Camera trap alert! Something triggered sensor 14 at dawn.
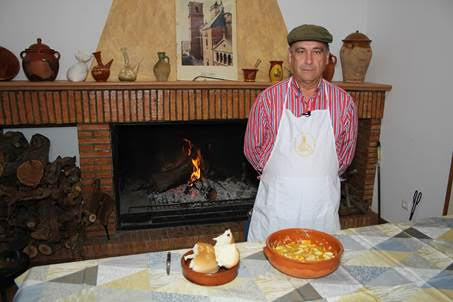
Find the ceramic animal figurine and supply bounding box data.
[66,50,92,82]
[213,229,240,269]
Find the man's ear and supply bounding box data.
[323,51,330,66]
[288,47,293,65]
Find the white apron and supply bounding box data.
[247,78,340,242]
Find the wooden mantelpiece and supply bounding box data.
[0,80,391,125]
[0,80,391,233]
[0,80,391,90]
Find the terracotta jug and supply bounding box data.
[20,38,60,81]
[153,52,170,81]
[340,31,372,82]
[322,53,337,82]
[91,51,113,82]
[269,61,283,83]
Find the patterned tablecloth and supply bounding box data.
[14,215,453,301]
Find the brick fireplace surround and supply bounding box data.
[0,80,391,265]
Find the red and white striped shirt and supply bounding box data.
[244,77,358,175]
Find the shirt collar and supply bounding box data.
[290,76,325,96]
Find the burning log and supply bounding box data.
[151,159,193,192]
[150,140,204,193]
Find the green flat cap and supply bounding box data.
[287,24,333,45]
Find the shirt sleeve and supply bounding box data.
[338,95,358,175]
[243,92,270,174]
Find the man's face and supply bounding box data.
[288,41,329,85]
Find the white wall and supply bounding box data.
[2,0,452,223]
[366,0,453,222]
[0,0,112,80]
[5,127,80,166]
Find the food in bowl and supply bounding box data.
[184,242,219,273]
[273,239,336,262]
[264,228,343,278]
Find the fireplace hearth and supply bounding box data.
[112,121,258,229]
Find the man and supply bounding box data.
[244,24,358,241]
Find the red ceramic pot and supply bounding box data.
[20,38,60,81]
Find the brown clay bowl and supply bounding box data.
[181,250,239,286]
[0,46,20,81]
[264,228,343,278]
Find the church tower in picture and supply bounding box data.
[188,2,204,60]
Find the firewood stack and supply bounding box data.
[0,131,94,260]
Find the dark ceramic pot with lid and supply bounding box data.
[20,38,60,81]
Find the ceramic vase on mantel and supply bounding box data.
[322,53,337,82]
[153,52,170,81]
[118,47,141,82]
[269,60,283,83]
[91,51,113,82]
[340,31,372,82]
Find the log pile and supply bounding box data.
[0,131,95,260]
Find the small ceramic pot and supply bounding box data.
[242,68,258,82]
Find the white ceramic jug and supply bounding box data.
[66,50,92,82]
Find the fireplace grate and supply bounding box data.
[119,198,254,230]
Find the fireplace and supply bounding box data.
[111,121,258,229]
[0,80,391,262]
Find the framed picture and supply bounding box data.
[176,0,237,80]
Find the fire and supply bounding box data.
[183,138,202,186]
[189,149,202,185]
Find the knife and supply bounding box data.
[166,252,171,275]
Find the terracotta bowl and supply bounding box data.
[181,251,239,286]
[0,46,20,81]
[264,228,343,278]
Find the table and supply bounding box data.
[14,216,453,301]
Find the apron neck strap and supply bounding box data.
[284,78,329,111]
